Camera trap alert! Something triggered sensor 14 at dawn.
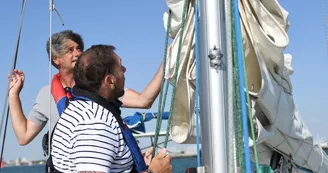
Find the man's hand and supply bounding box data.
[8,69,25,96]
[148,148,173,173]
[144,147,153,166]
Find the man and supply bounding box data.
[50,44,172,173]
[8,30,163,147]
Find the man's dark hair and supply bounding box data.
[74,44,117,92]
[46,30,84,68]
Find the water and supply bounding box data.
[0,157,197,173]
[171,157,197,172]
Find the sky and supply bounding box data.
[0,0,327,162]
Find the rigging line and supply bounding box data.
[151,9,172,159]
[140,139,172,151]
[53,4,65,26]
[163,0,188,148]
[48,0,54,161]
[322,0,328,55]
[224,0,237,171]
[0,0,27,167]
[232,0,252,172]
[46,2,64,163]
[194,0,201,167]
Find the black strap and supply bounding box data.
[45,122,61,173]
[72,86,126,128]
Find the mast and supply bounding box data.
[198,0,228,172]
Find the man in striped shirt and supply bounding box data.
[7,30,163,148]
[51,44,172,173]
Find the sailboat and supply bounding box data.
[0,158,4,169]
[0,0,327,173]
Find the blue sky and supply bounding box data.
[0,0,327,161]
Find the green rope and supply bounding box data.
[231,0,245,171]
[152,0,188,156]
[242,43,261,172]
[225,0,237,170]
[163,0,188,148]
[151,10,172,159]
[233,42,245,173]
[231,0,260,171]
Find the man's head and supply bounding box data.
[74,44,126,100]
[46,30,84,70]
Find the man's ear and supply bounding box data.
[104,74,116,90]
[52,56,60,67]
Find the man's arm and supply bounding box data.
[8,70,44,145]
[8,94,43,145]
[121,61,163,109]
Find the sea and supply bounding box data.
[0,157,198,173]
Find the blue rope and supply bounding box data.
[295,165,314,173]
[194,0,201,167]
[232,0,251,172]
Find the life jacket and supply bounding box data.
[46,86,147,173]
[51,73,72,114]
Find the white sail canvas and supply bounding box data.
[240,0,328,172]
[163,0,328,172]
[163,0,198,144]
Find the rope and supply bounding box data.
[152,0,188,157]
[194,0,201,167]
[225,0,237,171]
[48,0,54,163]
[231,0,246,172]
[232,0,252,172]
[163,0,188,148]
[234,0,260,169]
[0,0,27,167]
[322,0,328,55]
[151,9,172,158]
[242,41,260,172]
[232,19,245,172]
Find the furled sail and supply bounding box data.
[163,0,328,172]
[163,0,197,144]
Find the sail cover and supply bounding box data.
[123,112,169,134]
[163,0,328,172]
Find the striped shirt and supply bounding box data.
[51,100,134,173]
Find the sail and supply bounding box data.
[239,0,328,172]
[163,0,197,144]
[163,0,328,172]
